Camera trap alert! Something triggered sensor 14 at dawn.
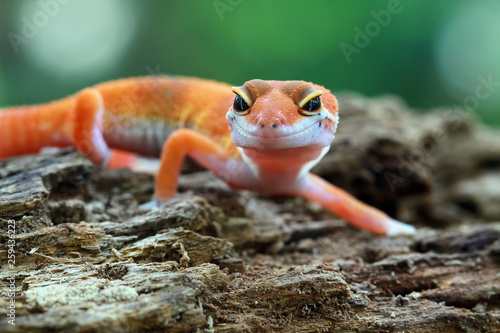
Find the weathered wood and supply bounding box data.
[1,94,500,332]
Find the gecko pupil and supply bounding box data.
[234,94,250,112]
[302,96,321,112]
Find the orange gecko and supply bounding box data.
[0,76,415,236]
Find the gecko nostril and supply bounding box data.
[260,124,265,128]
[271,123,278,128]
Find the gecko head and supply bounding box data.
[226,79,339,151]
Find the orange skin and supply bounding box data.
[0,76,415,236]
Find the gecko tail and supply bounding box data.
[0,98,75,160]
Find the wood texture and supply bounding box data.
[1,94,499,332]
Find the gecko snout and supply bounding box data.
[254,115,289,138]
[256,115,285,129]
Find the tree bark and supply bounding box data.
[1,94,499,332]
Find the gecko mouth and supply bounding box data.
[232,117,323,139]
[230,118,335,149]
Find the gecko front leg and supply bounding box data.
[298,173,416,236]
[153,128,252,203]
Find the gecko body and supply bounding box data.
[0,76,415,236]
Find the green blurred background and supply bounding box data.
[0,0,499,126]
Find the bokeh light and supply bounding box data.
[16,0,139,81]
[436,0,500,122]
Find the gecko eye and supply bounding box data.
[300,96,321,115]
[233,94,251,114]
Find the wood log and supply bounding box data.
[1,94,499,332]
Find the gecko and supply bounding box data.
[0,76,415,236]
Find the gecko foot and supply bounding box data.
[138,200,161,210]
[385,219,416,236]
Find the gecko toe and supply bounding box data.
[386,219,416,237]
[138,200,161,210]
